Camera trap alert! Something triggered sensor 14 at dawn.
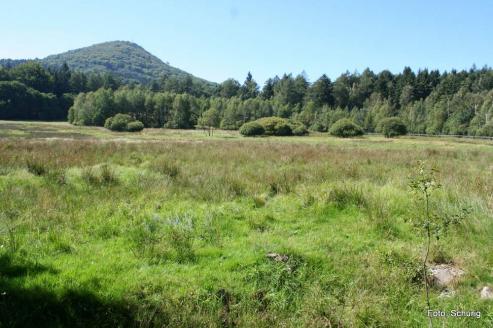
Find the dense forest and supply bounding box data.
[1,60,493,136]
[69,67,493,136]
[0,61,125,120]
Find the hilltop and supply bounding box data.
[1,41,215,86]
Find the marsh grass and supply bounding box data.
[149,156,180,178]
[100,164,118,185]
[0,122,492,327]
[244,251,312,311]
[248,214,275,232]
[252,194,268,208]
[364,193,400,239]
[26,158,48,176]
[130,213,195,263]
[164,214,196,263]
[81,164,118,186]
[327,183,367,209]
[0,210,20,254]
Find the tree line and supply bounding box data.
[2,61,493,136]
[0,61,123,120]
[69,67,493,136]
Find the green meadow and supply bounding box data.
[0,121,492,327]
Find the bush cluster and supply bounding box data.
[256,117,292,136]
[239,121,265,136]
[288,120,309,136]
[329,119,364,137]
[104,114,144,132]
[378,117,408,138]
[240,117,308,137]
[127,121,145,132]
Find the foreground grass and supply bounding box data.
[0,121,492,327]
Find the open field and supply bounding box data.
[0,121,492,327]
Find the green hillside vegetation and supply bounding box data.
[42,41,215,89]
[1,41,216,95]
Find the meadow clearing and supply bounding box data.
[0,121,492,327]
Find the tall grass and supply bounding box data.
[0,127,492,327]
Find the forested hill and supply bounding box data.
[0,41,216,88]
[42,41,214,86]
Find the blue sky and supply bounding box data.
[1,0,492,84]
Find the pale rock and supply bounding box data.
[429,264,465,287]
[480,286,493,300]
[266,252,289,262]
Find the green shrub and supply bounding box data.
[288,120,308,136]
[256,117,293,136]
[105,113,144,132]
[107,113,133,131]
[67,107,75,124]
[103,117,113,129]
[273,122,292,136]
[329,119,364,138]
[220,118,238,130]
[239,121,265,136]
[127,121,144,132]
[478,123,493,137]
[310,121,327,132]
[378,117,407,138]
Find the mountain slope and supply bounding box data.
[40,41,214,86]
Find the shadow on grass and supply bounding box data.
[0,254,137,328]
